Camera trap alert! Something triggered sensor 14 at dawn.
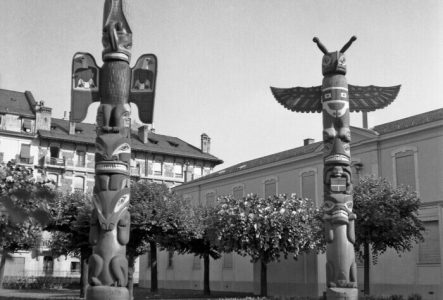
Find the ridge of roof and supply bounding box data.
[372,108,443,134]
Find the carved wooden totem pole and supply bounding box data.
[271,37,400,299]
[70,1,157,299]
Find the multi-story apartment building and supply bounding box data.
[165,108,443,300]
[0,88,222,278]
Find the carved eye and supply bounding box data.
[322,56,332,66]
[114,194,130,213]
[324,93,332,99]
[345,201,353,210]
[112,143,131,156]
[323,201,334,211]
[338,56,346,66]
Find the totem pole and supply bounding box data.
[271,37,400,299]
[70,1,157,299]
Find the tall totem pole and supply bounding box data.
[271,37,400,299]
[70,1,157,299]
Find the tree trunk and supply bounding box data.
[260,259,267,297]
[203,252,210,295]
[0,251,6,289]
[363,242,370,295]
[128,255,136,300]
[150,241,158,293]
[79,250,88,298]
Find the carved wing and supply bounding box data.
[348,84,401,112]
[70,52,100,122]
[270,86,322,113]
[130,54,158,124]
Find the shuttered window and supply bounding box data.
[20,144,31,158]
[74,176,85,193]
[395,150,416,190]
[418,221,441,264]
[206,192,215,207]
[301,171,316,201]
[223,253,233,269]
[233,186,244,200]
[264,179,277,199]
[192,255,201,270]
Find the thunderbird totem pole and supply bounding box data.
[271,37,400,299]
[70,1,157,299]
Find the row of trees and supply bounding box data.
[0,160,424,297]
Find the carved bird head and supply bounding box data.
[102,0,133,62]
[313,36,356,76]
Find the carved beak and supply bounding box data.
[109,24,119,51]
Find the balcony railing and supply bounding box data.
[16,156,34,165]
[130,167,140,177]
[45,157,66,167]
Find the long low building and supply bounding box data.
[138,108,443,299]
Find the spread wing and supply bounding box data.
[70,52,100,122]
[348,84,401,112]
[130,54,158,124]
[270,86,322,113]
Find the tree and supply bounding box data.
[176,204,221,296]
[217,194,324,296]
[46,191,92,298]
[353,176,424,295]
[129,180,191,294]
[0,161,56,288]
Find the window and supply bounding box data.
[301,171,316,202]
[43,256,54,275]
[206,192,215,207]
[77,151,86,167]
[167,251,174,269]
[193,166,202,179]
[223,253,233,269]
[394,150,417,190]
[164,163,174,177]
[22,119,32,133]
[47,173,59,186]
[50,146,60,158]
[174,164,183,178]
[418,221,441,264]
[264,178,277,198]
[70,261,80,274]
[153,161,162,176]
[233,185,244,200]
[19,144,32,164]
[192,255,201,270]
[74,176,85,193]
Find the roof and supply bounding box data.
[185,141,324,184]
[180,108,443,186]
[38,118,223,164]
[0,89,37,117]
[372,108,443,134]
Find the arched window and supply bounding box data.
[74,176,85,193]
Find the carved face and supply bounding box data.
[323,138,351,165]
[95,134,131,174]
[323,194,353,224]
[93,188,130,231]
[322,51,346,75]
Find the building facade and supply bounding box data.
[166,108,443,299]
[0,88,222,279]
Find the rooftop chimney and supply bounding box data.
[201,133,211,154]
[304,138,315,146]
[69,121,76,135]
[362,111,368,129]
[35,101,52,131]
[138,125,150,144]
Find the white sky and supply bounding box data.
[0,0,441,170]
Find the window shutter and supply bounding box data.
[302,171,316,201]
[395,151,416,190]
[419,221,441,264]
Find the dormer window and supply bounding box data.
[148,138,158,144]
[168,141,179,147]
[22,119,32,133]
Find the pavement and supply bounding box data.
[0,288,256,300]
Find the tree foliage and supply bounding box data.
[218,194,324,263]
[353,176,424,262]
[0,161,56,287]
[217,194,324,296]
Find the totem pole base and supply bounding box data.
[86,285,130,300]
[326,287,358,300]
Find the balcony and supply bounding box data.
[45,157,66,168]
[16,156,34,166]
